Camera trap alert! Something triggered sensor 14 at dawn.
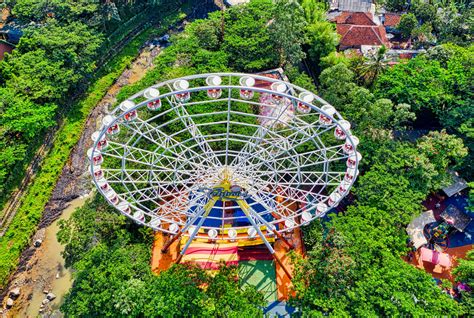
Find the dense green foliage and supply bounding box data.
[58,196,265,317]
[375,44,473,178]
[395,0,473,47]
[290,60,468,315]
[0,0,183,206]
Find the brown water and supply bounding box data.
[17,195,89,317]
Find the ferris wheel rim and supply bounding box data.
[88,72,361,239]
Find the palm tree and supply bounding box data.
[357,45,390,87]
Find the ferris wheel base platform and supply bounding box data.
[151,226,305,301]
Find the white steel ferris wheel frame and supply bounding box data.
[88,72,361,256]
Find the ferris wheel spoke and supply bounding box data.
[246,190,293,221]
[165,94,222,167]
[232,122,336,176]
[124,119,217,171]
[229,95,295,170]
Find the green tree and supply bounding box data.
[398,13,418,38]
[453,250,474,314]
[1,49,73,102]
[269,0,307,67]
[59,197,264,317]
[18,21,103,84]
[356,45,389,86]
[221,0,278,71]
[384,0,408,12]
[299,0,339,67]
[413,2,437,24]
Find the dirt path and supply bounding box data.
[1,40,164,317]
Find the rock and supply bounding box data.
[9,287,20,298]
[43,289,49,294]
[46,293,56,301]
[6,298,14,308]
[34,239,42,247]
[42,298,50,305]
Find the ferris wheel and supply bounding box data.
[88,72,361,259]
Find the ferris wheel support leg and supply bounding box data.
[273,253,293,281]
[178,197,218,257]
[237,201,293,280]
[161,231,184,254]
[162,197,217,253]
[273,230,294,251]
[242,199,294,250]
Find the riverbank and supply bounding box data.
[7,195,89,317]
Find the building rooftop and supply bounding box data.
[334,11,375,25]
[337,24,389,48]
[383,13,401,27]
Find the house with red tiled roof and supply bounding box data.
[334,11,376,25]
[332,11,390,51]
[382,13,401,28]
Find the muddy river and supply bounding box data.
[18,195,89,317]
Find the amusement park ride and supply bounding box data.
[87,73,361,278]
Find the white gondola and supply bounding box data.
[119,100,138,121]
[335,120,351,140]
[297,92,314,114]
[150,217,161,229]
[270,82,287,104]
[301,211,312,223]
[105,189,119,205]
[343,136,359,154]
[347,152,362,168]
[133,210,145,222]
[228,229,237,240]
[208,229,218,239]
[90,165,103,179]
[206,75,223,99]
[188,225,197,235]
[91,131,108,150]
[344,167,359,183]
[239,76,255,100]
[97,179,109,192]
[102,115,120,135]
[316,202,328,216]
[285,218,296,229]
[173,79,191,103]
[328,192,341,207]
[87,148,103,166]
[319,105,336,125]
[144,88,161,110]
[338,180,351,195]
[169,223,179,234]
[117,201,131,214]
